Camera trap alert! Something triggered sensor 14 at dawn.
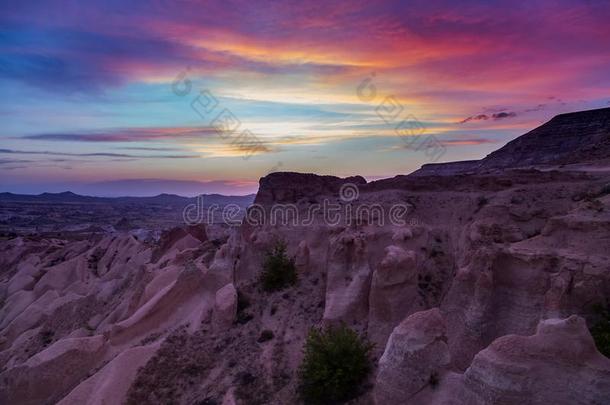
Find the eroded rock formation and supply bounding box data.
[1,109,610,404]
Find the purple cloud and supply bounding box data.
[459,111,517,123]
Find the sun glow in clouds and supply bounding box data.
[1,0,610,194]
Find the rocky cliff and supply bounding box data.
[414,107,610,176]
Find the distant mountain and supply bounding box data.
[479,107,610,169]
[0,178,259,198]
[0,191,255,206]
[413,107,610,176]
[35,191,103,203]
[193,193,257,206]
[75,178,257,197]
[0,191,105,203]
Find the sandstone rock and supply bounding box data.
[392,226,413,242]
[249,229,274,248]
[33,261,82,296]
[0,290,60,347]
[207,243,236,288]
[458,316,610,405]
[58,343,159,405]
[222,387,238,405]
[255,172,366,205]
[368,245,419,348]
[414,107,610,175]
[0,290,36,331]
[479,107,610,169]
[213,283,238,330]
[110,265,209,344]
[7,274,35,297]
[323,231,372,323]
[152,225,207,262]
[374,308,451,404]
[295,240,310,269]
[137,265,181,307]
[0,335,107,405]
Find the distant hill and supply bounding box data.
[479,107,610,169]
[413,107,610,176]
[0,191,256,206]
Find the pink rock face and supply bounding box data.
[374,308,451,404]
[58,343,159,405]
[254,172,367,205]
[459,316,610,405]
[2,164,609,404]
[0,222,223,404]
[323,231,372,324]
[0,335,107,404]
[368,245,419,349]
[152,224,207,262]
[295,240,310,269]
[213,283,238,331]
[375,315,610,405]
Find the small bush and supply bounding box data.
[475,196,488,212]
[237,290,250,312]
[40,328,55,346]
[260,241,297,292]
[597,183,610,197]
[428,371,440,389]
[236,311,254,325]
[235,289,254,324]
[257,330,274,343]
[298,324,373,404]
[590,304,610,358]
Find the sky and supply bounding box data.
[1,0,609,196]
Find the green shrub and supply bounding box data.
[298,324,373,404]
[39,328,55,346]
[590,304,610,358]
[257,329,274,343]
[260,241,297,292]
[598,183,610,197]
[237,290,250,312]
[235,289,254,324]
[428,371,440,389]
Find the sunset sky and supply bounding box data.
[1,0,609,196]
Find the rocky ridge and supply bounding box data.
[414,107,610,176]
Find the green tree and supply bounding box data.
[590,304,610,358]
[298,324,373,404]
[260,241,297,292]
